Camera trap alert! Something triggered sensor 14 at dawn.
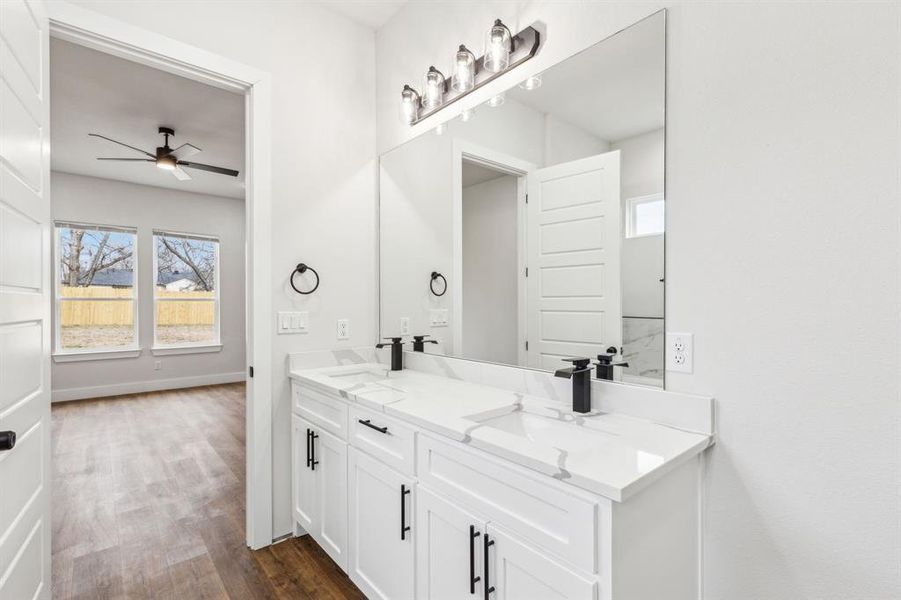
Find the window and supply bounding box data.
[625,193,665,238]
[55,223,137,352]
[154,231,219,347]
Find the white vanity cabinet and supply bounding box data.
[291,413,348,571]
[348,447,415,600]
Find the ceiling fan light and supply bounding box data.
[157,156,177,171]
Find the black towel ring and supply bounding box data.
[430,271,447,297]
[291,263,320,295]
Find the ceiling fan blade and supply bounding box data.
[168,143,202,160]
[96,157,155,162]
[178,161,239,177]
[172,167,192,181]
[89,133,156,158]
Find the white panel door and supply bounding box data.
[312,426,348,571]
[348,447,414,600]
[292,415,317,533]
[486,525,596,600]
[415,486,487,600]
[526,152,621,371]
[0,1,51,599]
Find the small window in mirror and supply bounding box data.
[626,194,665,238]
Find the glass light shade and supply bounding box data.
[400,84,421,124]
[452,45,476,92]
[519,74,542,90]
[484,19,512,73]
[157,155,177,170]
[487,92,505,108]
[422,66,446,110]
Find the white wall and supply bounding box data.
[51,172,246,398]
[614,128,664,318]
[462,174,518,364]
[60,0,378,537]
[377,2,900,599]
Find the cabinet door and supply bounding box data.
[313,427,348,571]
[486,525,597,600]
[348,448,415,600]
[416,487,488,600]
[292,415,317,533]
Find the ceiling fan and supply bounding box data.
[90,126,239,180]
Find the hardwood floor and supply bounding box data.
[51,383,364,600]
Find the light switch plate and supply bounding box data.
[277,311,308,334]
[429,309,449,327]
[666,332,693,373]
[336,319,350,340]
[400,317,410,335]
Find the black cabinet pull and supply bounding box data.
[483,533,495,599]
[305,428,312,468]
[400,484,411,540]
[310,431,319,470]
[0,430,16,452]
[469,525,481,594]
[358,419,389,434]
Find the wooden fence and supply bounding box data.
[60,285,214,326]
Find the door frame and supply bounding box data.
[451,141,535,361]
[46,2,274,549]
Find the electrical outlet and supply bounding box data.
[154,360,162,371]
[336,319,350,340]
[666,332,693,373]
[400,317,410,335]
[429,309,449,327]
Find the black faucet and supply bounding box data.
[412,335,438,352]
[376,337,405,371]
[554,357,593,413]
[596,346,629,381]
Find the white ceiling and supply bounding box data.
[462,160,507,188]
[50,38,245,200]
[509,12,665,142]
[322,0,408,30]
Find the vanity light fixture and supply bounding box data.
[487,93,505,108]
[399,19,540,126]
[400,84,421,125]
[484,19,514,73]
[519,74,542,90]
[452,45,476,92]
[423,66,447,110]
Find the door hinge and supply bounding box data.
[249,366,254,378]
[525,193,529,204]
[525,341,529,351]
[525,267,529,277]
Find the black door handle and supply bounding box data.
[469,525,481,594]
[0,431,15,451]
[310,431,319,470]
[483,533,495,599]
[358,419,389,434]
[400,484,411,540]
[305,428,311,468]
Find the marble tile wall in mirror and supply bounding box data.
[380,12,665,388]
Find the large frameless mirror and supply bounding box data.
[379,11,666,388]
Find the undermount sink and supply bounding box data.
[323,367,389,384]
[470,410,618,455]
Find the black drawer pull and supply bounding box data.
[483,534,495,599]
[305,428,312,467]
[469,525,481,594]
[310,431,319,470]
[400,484,411,540]
[358,419,388,434]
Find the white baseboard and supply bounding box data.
[51,371,247,403]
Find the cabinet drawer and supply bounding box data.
[417,434,599,575]
[293,382,349,441]
[349,406,416,476]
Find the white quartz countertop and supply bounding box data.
[290,363,713,502]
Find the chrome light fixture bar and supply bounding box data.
[404,22,541,126]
